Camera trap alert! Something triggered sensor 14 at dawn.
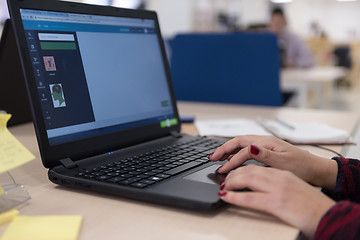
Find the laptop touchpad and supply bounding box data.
[183,164,225,185]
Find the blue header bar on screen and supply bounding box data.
[20,9,156,33]
[22,20,156,34]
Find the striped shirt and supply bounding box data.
[315,157,360,239]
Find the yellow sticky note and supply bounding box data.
[0,209,19,226]
[0,186,4,195]
[0,215,83,240]
[0,114,35,174]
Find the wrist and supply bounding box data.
[303,197,336,239]
[313,156,338,191]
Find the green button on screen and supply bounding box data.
[160,118,178,128]
[40,42,77,50]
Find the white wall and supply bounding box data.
[147,0,195,38]
[146,0,270,36]
[238,0,269,27]
[283,0,360,42]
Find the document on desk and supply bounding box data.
[257,117,353,145]
[0,114,35,174]
[195,119,272,137]
[0,215,83,240]
[195,118,352,145]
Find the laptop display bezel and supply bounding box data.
[7,0,181,168]
[0,19,33,126]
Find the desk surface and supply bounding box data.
[1,102,358,240]
[281,66,347,108]
[281,66,346,83]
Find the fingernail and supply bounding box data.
[216,166,222,172]
[208,153,214,160]
[220,184,225,191]
[219,179,225,186]
[218,191,227,197]
[250,145,260,155]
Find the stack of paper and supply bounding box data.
[257,118,352,144]
[195,118,352,144]
[195,119,271,137]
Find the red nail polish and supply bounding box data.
[218,191,227,197]
[219,179,225,185]
[216,166,222,172]
[208,153,214,159]
[220,184,225,191]
[250,145,260,155]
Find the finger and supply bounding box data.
[219,191,276,215]
[218,136,289,173]
[210,135,263,162]
[223,165,277,193]
[216,147,251,173]
[248,144,286,168]
[209,141,241,162]
[217,140,278,174]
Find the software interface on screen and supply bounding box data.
[19,9,176,145]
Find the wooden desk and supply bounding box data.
[1,102,358,240]
[281,66,347,108]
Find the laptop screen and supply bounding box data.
[19,9,176,145]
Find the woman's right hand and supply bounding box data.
[209,135,338,191]
[219,164,336,239]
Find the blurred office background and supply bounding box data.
[1,0,360,112]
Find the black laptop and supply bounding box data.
[0,19,32,126]
[7,0,227,210]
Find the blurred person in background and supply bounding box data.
[269,7,314,69]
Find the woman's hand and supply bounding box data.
[219,165,336,239]
[209,135,337,191]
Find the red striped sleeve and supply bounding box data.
[331,157,360,202]
[315,201,360,240]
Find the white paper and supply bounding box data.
[195,119,272,137]
[258,118,352,144]
[195,118,352,144]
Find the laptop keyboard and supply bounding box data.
[76,137,223,188]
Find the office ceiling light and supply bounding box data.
[112,0,141,8]
[270,0,293,3]
[82,0,111,6]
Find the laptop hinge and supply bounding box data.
[170,131,182,138]
[60,158,78,169]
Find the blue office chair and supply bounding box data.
[170,32,282,106]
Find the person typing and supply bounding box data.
[209,135,360,239]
